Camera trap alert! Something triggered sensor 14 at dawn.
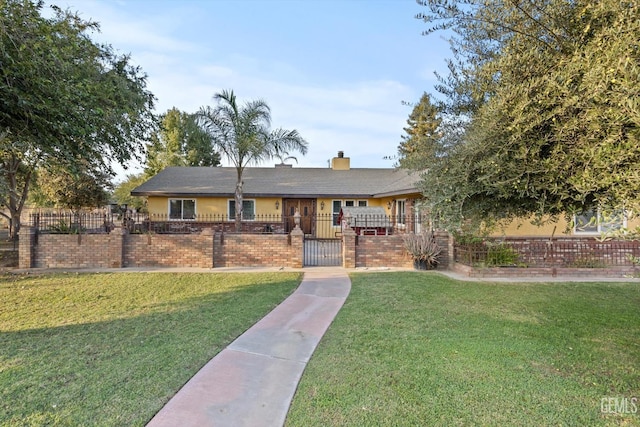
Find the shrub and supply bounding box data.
[49,219,84,234]
[402,232,442,269]
[485,243,519,267]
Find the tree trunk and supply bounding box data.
[234,168,243,232]
[1,154,32,240]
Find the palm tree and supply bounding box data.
[197,89,308,231]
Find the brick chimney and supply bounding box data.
[331,151,350,170]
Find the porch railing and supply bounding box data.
[28,211,431,236]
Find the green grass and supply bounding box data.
[0,272,301,426]
[286,272,640,426]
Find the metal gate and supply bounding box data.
[304,237,342,266]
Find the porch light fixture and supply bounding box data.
[320,201,325,210]
[387,201,392,210]
[275,201,280,210]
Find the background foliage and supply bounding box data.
[0,0,155,236]
[406,0,640,232]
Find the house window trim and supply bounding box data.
[168,198,196,221]
[396,199,407,226]
[332,200,342,227]
[573,209,627,235]
[228,199,256,221]
[331,199,369,227]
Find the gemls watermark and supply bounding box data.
[601,397,638,415]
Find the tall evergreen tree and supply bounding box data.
[397,93,443,171]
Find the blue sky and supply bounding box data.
[54,0,452,177]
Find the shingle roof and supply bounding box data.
[131,166,421,198]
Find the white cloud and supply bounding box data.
[140,58,410,169]
[55,0,419,178]
[178,65,410,167]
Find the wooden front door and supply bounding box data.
[284,199,315,235]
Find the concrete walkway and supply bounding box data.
[146,268,351,427]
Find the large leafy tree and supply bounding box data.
[0,0,155,237]
[112,173,147,212]
[197,90,308,230]
[414,0,640,231]
[30,164,111,212]
[144,107,220,177]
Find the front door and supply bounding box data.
[284,199,315,235]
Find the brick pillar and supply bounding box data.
[342,227,357,268]
[19,226,36,269]
[433,231,451,270]
[111,227,126,268]
[213,231,223,267]
[290,228,304,268]
[201,228,214,268]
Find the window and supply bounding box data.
[331,200,368,226]
[396,199,406,225]
[229,199,256,220]
[574,209,626,234]
[169,199,195,220]
[414,206,423,234]
[332,200,342,226]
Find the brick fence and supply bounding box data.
[452,262,639,278]
[18,226,640,278]
[455,236,640,268]
[18,226,451,270]
[124,229,214,268]
[213,230,304,268]
[353,231,451,269]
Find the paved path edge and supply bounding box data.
[146,268,351,427]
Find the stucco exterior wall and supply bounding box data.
[147,196,282,217]
[145,196,418,218]
[492,215,640,237]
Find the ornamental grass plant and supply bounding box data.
[402,232,442,269]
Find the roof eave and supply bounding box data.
[132,191,423,199]
[132,191,387,199]
[373,188,422,198]
[130,191,234,198]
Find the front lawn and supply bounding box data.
[0,272,301,426]
[286,273,640,426]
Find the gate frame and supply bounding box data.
[303,235,343,266]
[302,213,344,267]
